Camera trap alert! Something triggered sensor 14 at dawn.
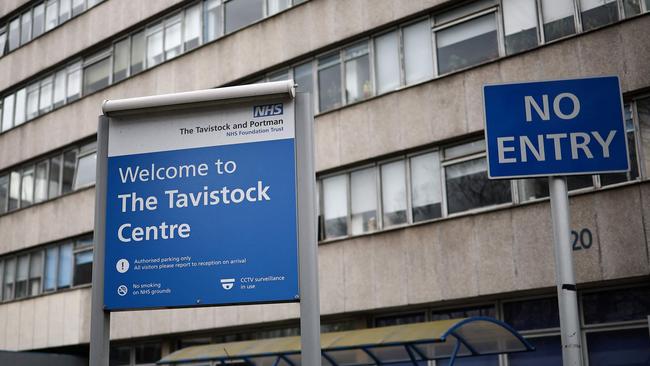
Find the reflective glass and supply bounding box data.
[33,4,45,38]
[381,160,407,227]
[14,88,26,126]
[59,0,71,22]
[623,0,643,17]
[638,97,650,176]
[503,297,560,331]
[15,255,29,298]
[2,94,15,131]
[0,32,6,56]
[110,346,131,366]
[62,149,77,194]
[350,167,377,235]
[267,0,291,15]
[135,343,162,364]
[49,155,61,198]
[0,175,8,213]
[66,63,82,101]
[57,243,73,288]
[21,166,34,207]
[73,153,97,189]
[73,250,93,286]
[44,247,58,291]
[130,31,145,74]
[83,57,110,94]
[34,160,48,203]
[582,287,650,324]
[53,69,67,107]
[26,83,40,120]
[294,61,313,95]
[72,0,85,16]
[8,171,20,210]
[517,178,549,201]
[509,336,561,366]
[205,0,223,41]
[445,158,511,214]
[9,18,20,51]
[45,0,59,31]
[503,0,538,55]
[344,43,371,103]
[375,31,400,94]
[404,20,434,84]
[431,305,496,320]
[541,0,576,41]
[601,105,639,185]
[410,152,442,222]
[587,328,650,365]
[580,0,619,31]
[113,38,130,83]
[318,53,342,112]
[20,12,32,45]
[164,17,182,59]
[437,14,499,75]
[146,26,164,68]
[184,4,202,51]
[3,258,15,300]
[323,175,348,238]
[224,0,264,33]
[39,76,54,112]
[29,251,43,296]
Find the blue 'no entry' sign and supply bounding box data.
[104,98,299,310]
[483,76,629,179]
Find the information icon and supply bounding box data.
[117,285,128,296]
[116,259,130,273]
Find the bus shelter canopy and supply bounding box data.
[158,317,534,365]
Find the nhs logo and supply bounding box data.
[253,103,283,117]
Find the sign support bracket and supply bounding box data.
[549,176,583,366]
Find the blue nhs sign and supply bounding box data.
[253,103,283,117]
[483,76,629,179]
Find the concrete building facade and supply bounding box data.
[0,0,648,364]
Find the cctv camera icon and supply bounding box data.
[220,278,235,290]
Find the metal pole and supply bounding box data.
[90,116,110,366]
[549,176,583,366]
[295,92,322,365]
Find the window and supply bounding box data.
[3,257,15,301]
[0,30,7,56]
[33,4,45,38]
[59,0,72,23]
[204,0,223,42]
[381,160,407,227]
[436,13,499,75]
[8,171,20,210]
[623,0,643,17]
[184,4,202,51]
[509,336,562,366]
[49,154,62,198]
[110,345,131,365]
[503,297,560,331]
[62,149,77,194]
[66,62,82,101]
[135,343,162,365]
[375,312,426,327]
[502,0,538,55]
[34,161,48,203]
[517,177,549,201]
[582,286,650,325]
[20,165,35,207]
[14,88,26,126]
[15,255,29,298]
[113,38,130,83]
[318,53,342,112]
[20,11,32,46]
[344,42,372,104]
[267,0,291,16]
[294,61,313,95]
[44,246,58,291]
[374,31,400,94]
[0,261,3,300]
[72,0,85,16]
[57,242,73,288]
[445,157,511,214]
[601,104,639,185]
[224,0,264,33]
[350,167,377,235]
[73,151,97,189]
[586,328,650,365]
[431,304,496,320]
[26,83,40,120]
[322,175,348,239]
[53,69,67,107]
[146,24,164,68]
[130,31,145,75]
[267,69,289,82]
[87,0,102,8]
[29,251,43,296]
[45,0,59,31]
[410,152,442,222]
[2,94,14,131]
[73,237,93,286]
[8,18,20,51]
[580,0,619,31]
[83,51,111,95]
[541,0,576,41]
[0,175,8,214]
[39,76,54,113]
[164,15,182,60]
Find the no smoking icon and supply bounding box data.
[117,285,128,296]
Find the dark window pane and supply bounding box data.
[582,286,650,324]
[503,297,560,331]
[0,175,8,213]
[110,345,131,365]
[587,328,650,366]
[15,255,29,298]
[49,155,62,198]
[44,247,58,291]
[567,175,593,190]
[375,312,426,327]
[224,0,264,33]
[83,57,111,94]
[73,250,92,286]
[294,61,313,106]
[318,54,342,112]
[580,0,619,31]
[601,106,638,185]
[431,305,496,321]
[509,336,562,366]
[436,14,499,74]
[518,178,549,201]
[135,343,161,364]
[62,149,77,194]
[542,0,576,41]
[9,171,20,210]
[623,0,643,17]
[445,158,511,214]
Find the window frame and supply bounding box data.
[82,48,113,96]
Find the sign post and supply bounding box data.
[90,81,320,365]
[483,76,629,366]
